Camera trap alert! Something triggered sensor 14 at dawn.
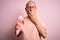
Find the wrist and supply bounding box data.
[34,20,39,25]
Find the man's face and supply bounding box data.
[25,2,37,15]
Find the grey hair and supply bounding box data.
[26,0,36,8]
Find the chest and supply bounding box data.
[23,19,36,33]
[22,19,40,40]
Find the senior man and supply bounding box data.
[15,1,47,40]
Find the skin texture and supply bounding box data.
[15,1,47,40]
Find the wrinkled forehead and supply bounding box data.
[26,1,36,7]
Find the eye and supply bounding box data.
[26,6,36,9]
[26,6,30,8]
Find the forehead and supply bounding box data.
[26,1,36,7]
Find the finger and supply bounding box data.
[17,16,24,25]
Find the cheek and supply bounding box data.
[34,9,36,12]
[33,9,36,12]
[26,9,29,12]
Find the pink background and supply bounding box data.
[0,0,60,40]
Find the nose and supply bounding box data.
[30,7,32,11]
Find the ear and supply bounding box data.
[25,8,26,11]
[25,8,27,12]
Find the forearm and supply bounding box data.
[28,13,47,38]
[34,22,47,38]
